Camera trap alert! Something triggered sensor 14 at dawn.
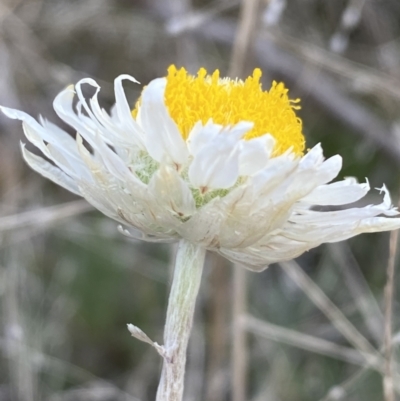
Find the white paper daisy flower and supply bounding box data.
[2,66,400,271]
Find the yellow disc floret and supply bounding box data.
[133,65,305,156]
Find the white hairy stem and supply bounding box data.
[156,239,206,401]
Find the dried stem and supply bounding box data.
[156,239,206,401]
[232,265,247,401]
[229,1,260,399]
[384,225,398,401]
[229,0,261,78]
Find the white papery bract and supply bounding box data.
[2,67,400,271]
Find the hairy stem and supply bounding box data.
[156,240,206,401]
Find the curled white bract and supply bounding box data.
[2,75,400,271]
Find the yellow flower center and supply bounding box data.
[133,65,305,156]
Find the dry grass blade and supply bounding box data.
[383,222,399,401]
[319,348,400,401]
[244,314,376,367]
[4,259,37,400]
[279,261,382,367]
[329,242,384,344]
[280,260,400,398]
[263,28,400,102]
[229,0,261,78]
[0,200,92,232]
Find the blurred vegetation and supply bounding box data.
[0,0,400,400]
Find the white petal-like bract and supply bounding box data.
[2,72,400,271]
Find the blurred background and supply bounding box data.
[0,0,400,400]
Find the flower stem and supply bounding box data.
[156,240,206,401]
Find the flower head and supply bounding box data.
[2,66,400,271]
